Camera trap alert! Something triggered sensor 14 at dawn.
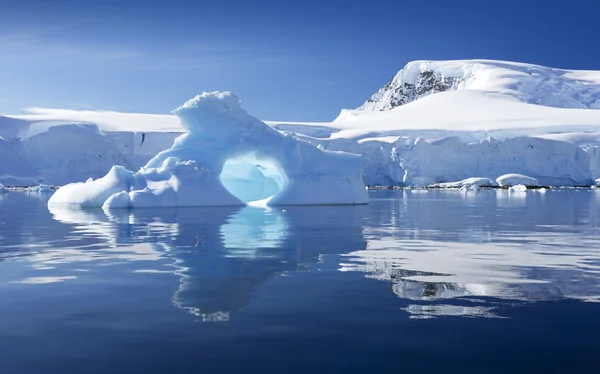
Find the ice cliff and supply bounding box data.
[316,135,592,186]
[48,92,369,208]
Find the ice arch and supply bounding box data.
[48,91,368,208]
[219,153,287,204]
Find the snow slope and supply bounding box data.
[13,108,181,133]
[4,60,600,187]
[332,90,600,138]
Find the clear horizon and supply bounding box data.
[1,0,598,121]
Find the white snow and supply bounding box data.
[533,132,600,147]
[356,136,401,144]
[330,91,600,139]
[12,108,181,133]
[4,60,600,187]
[496,174,539,187]
[49,92,369,208]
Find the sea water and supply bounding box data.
[1,189,599,373]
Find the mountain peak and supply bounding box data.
[357,60,600,111]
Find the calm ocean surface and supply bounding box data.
[1,189,600,373]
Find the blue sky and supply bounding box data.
[0,0,598,121]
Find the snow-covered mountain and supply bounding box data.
[4,59,600,188]
[357,60,600,111]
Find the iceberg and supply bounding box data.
[433,177,498,188]
[48,92,368,208]
[459,184,481,192]
[496,174,539,187]
[508,184,528,193]
[28,184,53,193]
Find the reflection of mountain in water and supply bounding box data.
[341,190,600,317]
[48,202,368,321]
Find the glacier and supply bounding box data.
[4,60,600,188]
[48,92,369,208]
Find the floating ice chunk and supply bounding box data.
[29,184,53,193]
[0,183,8,193]
[410,189,428,193]
[49,92,369,208]
[459,184,481,192]
[435,177,497,188]
[537,188,547,193]
[508,184,528,193]
[496,174,539,187]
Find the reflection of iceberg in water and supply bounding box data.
[170,207,290,321]
[171,205,367,321]
[220,207,288,253]
[44,206,173,264]
[48,202,367,322]
[341,189,600,318]
[50,207,124,246]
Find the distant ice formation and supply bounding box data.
[459,184,480,192]
[48,92,369,208]
[496,173,539,187]
[508,184,528,193]
[433,177,498,188]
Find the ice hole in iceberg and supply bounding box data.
[48,91,369,209]
[219,153,288,204]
